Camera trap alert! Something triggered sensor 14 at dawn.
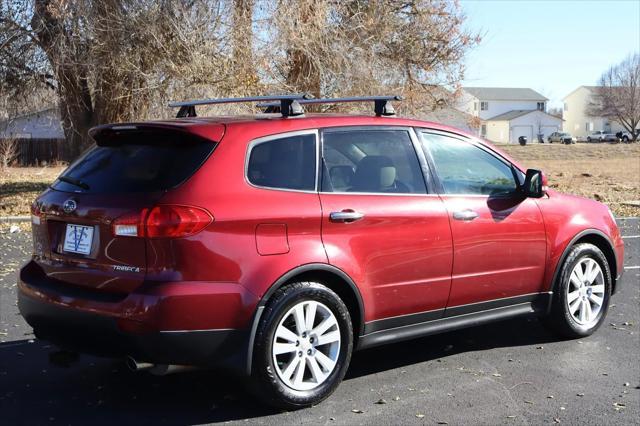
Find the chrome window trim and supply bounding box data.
[244,129,319,194]
[319,191,440,197]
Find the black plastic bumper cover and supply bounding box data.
[18,291,248,373]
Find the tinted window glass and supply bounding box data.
[421,133,517,195]
[247,134,316,191]
[52,141,215,193]
[322,129,426,194]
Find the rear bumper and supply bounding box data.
[18,261,257,373]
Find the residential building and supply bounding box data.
[459,87,562,143]
[0,107,66,166]
[0,107,64,140]
[562,86,626,138]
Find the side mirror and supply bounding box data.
[522,169,545,198]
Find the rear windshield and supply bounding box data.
[52,136,215,193]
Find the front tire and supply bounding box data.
[250,282,353,409]
[544,243,611,338]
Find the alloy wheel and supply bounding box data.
[566,257,605,326]
[272,300,341,391]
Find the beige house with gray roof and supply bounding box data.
[562,86,626,138]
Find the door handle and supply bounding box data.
[330,210,365,223]
[452,210,479,221]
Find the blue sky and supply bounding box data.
[460,0,640,107]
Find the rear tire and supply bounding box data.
[250,282,353,409]
[543,243,611,338]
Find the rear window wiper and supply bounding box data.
[57,175,90,190]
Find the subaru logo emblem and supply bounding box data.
[62,199,77,214]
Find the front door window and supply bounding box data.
[420,133,519,196]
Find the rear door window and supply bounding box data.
[247,132,317,191]
[321,129,427,194]
[52,132,216,193]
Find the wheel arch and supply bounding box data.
[244,263,364,375]
[549,229,619,311]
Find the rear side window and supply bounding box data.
[247,133,316,191]
[52,136,215,193]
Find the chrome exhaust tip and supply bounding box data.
[125,357,194,375]
[125,356,153,372]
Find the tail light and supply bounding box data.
[112,205,212,238]
[146,205,212,238]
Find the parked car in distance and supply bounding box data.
[547,132,576,144]
[587,130,617,142]
[18,95,625,409]
[617,130,639,142]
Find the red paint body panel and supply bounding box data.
[150,123,328,302]
[19,113,625,360]
[319,193,453,321]
[19,261,257,331]
[440,195,547,307]
[535,189,624,290]
[33,189,160,293]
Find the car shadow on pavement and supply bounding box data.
[347,315,563,379]
[0,316,563,425]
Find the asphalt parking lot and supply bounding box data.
[1,219,638,425]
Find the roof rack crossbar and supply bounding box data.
[256,95,403,116]
[168,94,313,118]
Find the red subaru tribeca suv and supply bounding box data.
[18,95,624,409]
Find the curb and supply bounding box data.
[0,216,30,223]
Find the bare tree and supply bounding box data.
[1,0,230,157]
[2,0,480,160]
[548,107,562,119]
[588,53,640,141]
[0,137,19,169]
[231,0,259,96]
[534,114,545,143]
[262,0,480,113]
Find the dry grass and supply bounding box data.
[499,143,640,217]
[0,166,66,217]
[0,143,639,218]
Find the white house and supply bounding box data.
[562,86,626,138]
[459,87,562,143]
[0,107,64,140]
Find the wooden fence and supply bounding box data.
[5,138,70,166]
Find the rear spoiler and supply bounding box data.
[89,123,225,146]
